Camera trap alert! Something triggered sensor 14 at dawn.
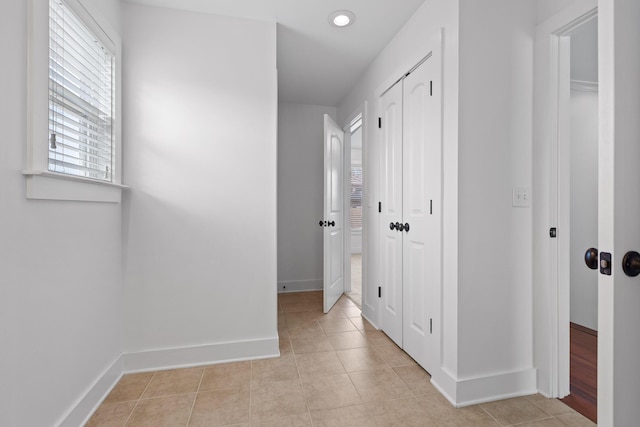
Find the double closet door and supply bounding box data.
[379,52,441,373]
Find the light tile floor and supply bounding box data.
[346,254,362,308]
[88,291,596,426]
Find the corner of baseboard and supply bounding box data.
[431,367,538,408]
[57,355,124,427]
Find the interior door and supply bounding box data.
[402,54,441,372]
[598,1,640,423]
[379,82,404,345]
[323,114,345,313]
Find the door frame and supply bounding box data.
[552,8,599,399]
[532,0,597,399]
[343,104,368,308]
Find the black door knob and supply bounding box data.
[622,251,640,277]
[328,221,335,227]
[404,223,410,232]
[389,222,396,230]
[319,220,324,227]
[398,223,405,232]
[395,222,401,231]
[584,248,598,270]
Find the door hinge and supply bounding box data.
[378,117,382,128]
[430,81,433,96]
[378,286,382,298]
[430,318,433,334]
[378,201,382,213]
[549,227,557,238]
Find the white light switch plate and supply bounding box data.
[512,187,530,207]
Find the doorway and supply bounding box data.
[346,115,364,308]
[554,14,598,423]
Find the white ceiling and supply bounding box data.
[123,0,426,106]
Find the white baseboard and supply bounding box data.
[431,367,537,408]
[277,279,322,293]
[123,337,280,373]
[59,337,279,426]
[57,355,124,427]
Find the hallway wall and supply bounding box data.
[338,0,461,401]
[339,0,538,406]
[122,4,278,367]
[277,103,337,293]
[0,1,123,426]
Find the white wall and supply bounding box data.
[277,103,336,292]
[0,1,123,426]
[457,0,535,384]
[339,0,539,405]
[569,90,599,331]
[537,0,578,23]
[122,4,278,365]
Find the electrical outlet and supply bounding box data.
[512,187,530,207]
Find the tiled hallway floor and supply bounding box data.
[88,291,595,426]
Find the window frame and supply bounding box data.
[25,0,126,202]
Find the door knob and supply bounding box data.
[397,223,405,232]
[622,251,640,277]
[389,222,396,230]
[403,223,410,232]
[328,221,335,227]
[584,248,598,270]
[319,220,324,227]
[395,222,401,231]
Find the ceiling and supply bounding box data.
[123,0,426,106]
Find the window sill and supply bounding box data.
[22,170,129,203]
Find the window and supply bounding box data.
[25,0,124,202]
[48,0,114,181]
[350,166,363,230]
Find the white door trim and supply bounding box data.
[343,105,368,311]
[533,0,597,398]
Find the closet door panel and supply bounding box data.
[402,53,441,373]
[379,82,404,346]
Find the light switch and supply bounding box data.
[512,187,530,207]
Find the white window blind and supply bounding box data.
[48,0,114,181]
[350,166,363,230]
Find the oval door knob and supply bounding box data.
[398,223,405,232]
[389,222,396,230]
[584,248,599,270]
[404,223,410,232]
[395,222,401,231]
[319,220,324,227]
[328,221,335,227]
[622,251,640,277]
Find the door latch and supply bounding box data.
[600,252,612,276]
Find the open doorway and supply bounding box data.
[555,14,598,423]
[346,115,363,308]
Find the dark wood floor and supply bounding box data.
[559,322,597,423]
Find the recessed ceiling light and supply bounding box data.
[329,10,355,28]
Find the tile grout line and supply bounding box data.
[122,371,156,426]
[249,360,253,424]
[183,368,205,426]
[290,318,314,425]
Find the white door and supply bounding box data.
[598,1,640,423]
[379,82,404,345]
[402,54,441,372]
[323,115,345,313]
